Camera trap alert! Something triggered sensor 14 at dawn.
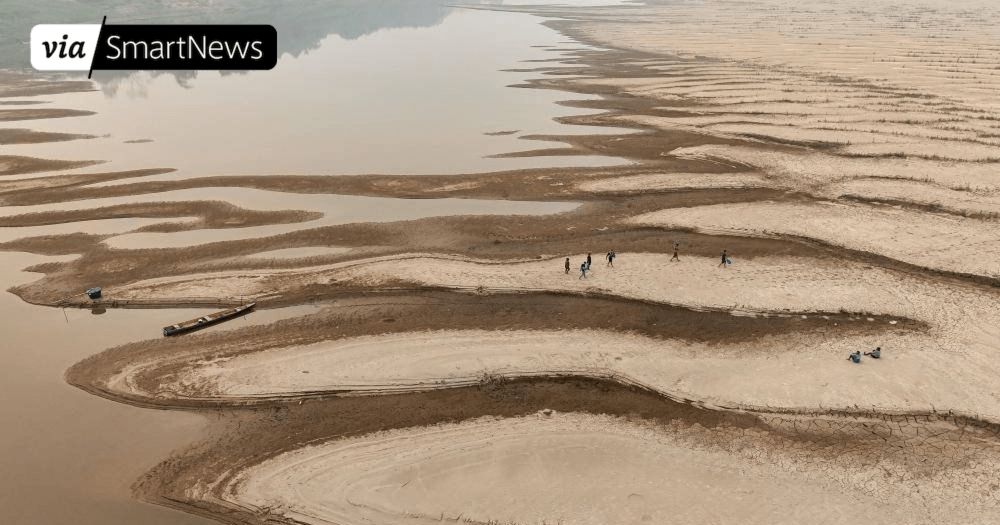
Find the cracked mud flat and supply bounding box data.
[5,0,1000,523]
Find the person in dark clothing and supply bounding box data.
[607,250,616,267]
[719,249,729,268]
[579,262,588,279]
[864,347,882,359]
[847,351,862,363]
[670,242,680,262]
[564,257,570,274]
[586,253,592,270]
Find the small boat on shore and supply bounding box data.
[162,303,256,336]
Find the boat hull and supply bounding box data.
[162,303,256,336]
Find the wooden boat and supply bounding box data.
[162,303,256,336]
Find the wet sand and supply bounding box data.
[4,1,1000,524]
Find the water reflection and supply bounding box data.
[10,6,628,176]
[4,0,472,71]
[5,0,626,77]
[0,3,620,523]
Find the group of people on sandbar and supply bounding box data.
[847,347,882,363]
[563,243,733,278]
[565,251,616,279]
[668,242,731,267]
[666,242,732,267]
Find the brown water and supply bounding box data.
[0,217,198,244]
[12,8,629,179]
[0,187,578,249]
[0,2,619,524]
[108,196,577,250]
[0,252,323,524]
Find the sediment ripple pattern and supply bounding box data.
[212,412,1000,525]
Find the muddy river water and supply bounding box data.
[0,251,324,524]
[0,1,622,523]
[13,6,627,178]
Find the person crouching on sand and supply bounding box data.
[565,257,570,274]
[847,351,862,363]
[580,262,588,279]
[864,347,881,359]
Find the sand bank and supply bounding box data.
[7,3,1000,523]
[72,249,1000,416]
[630,202,1000,279]
[211,412,1000,525]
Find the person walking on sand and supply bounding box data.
[847,351,862,364]
[565,257,570,274]
[864,347,882,359]
[586,253,592,271]
[670,242,680,262]
[607,250,616,267]
[718,249,729,268]
[579,262,588,279]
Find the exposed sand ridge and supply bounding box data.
[4,1,1000,523]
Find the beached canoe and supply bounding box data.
[162,303,256,337]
